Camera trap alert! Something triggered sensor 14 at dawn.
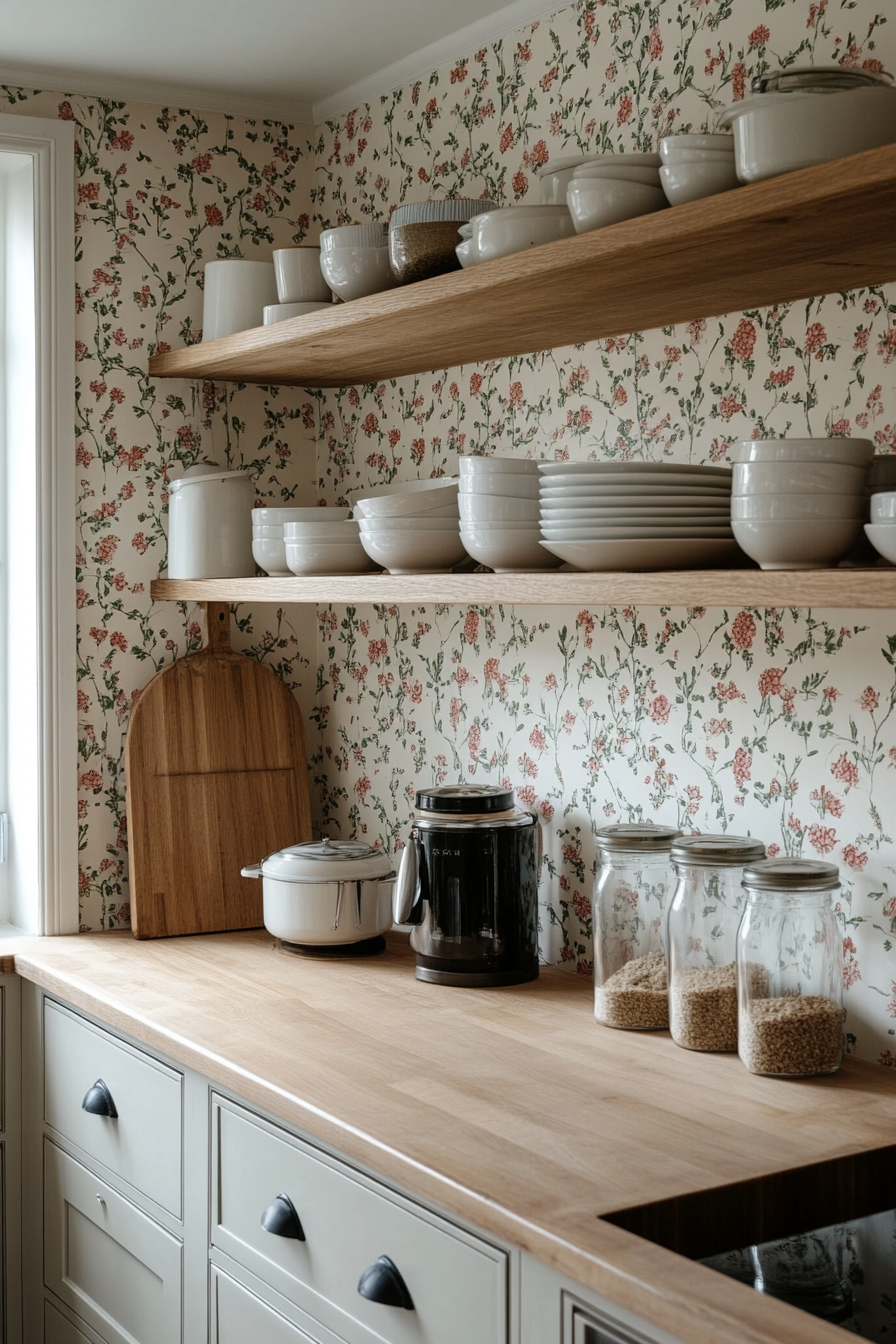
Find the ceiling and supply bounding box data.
[0,0,559,124]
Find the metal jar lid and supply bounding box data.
[415,784,515,815]
[742,858,840,892]
[595,822,680,853]
[751,65,893,94]
[672,834,766,867]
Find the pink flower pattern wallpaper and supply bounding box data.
[6,0,896,1065]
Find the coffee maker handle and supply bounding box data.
[393,836,419,925]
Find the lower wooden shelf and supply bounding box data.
[151,569,896,609]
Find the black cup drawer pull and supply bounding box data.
[81,1079,118,1118]
[357,1255,415,1310]
[260,1192,305,1241]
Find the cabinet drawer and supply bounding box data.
[212,1097,507,1344]
[211,1265,344,1344]
[44,1299,107,1344]
[44,1140,183,1344]
[43,998,183,1216]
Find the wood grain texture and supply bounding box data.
[8,929,895,1344]
[151,567,896,610]
[124,604,311,938]
[147,145,896,387]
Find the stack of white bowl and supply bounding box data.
[265,247,331,323]
[253,506,348,576]
[658,134,739,206]
[284,513,374,576]
[353,479,465,574]
[566,154,666,234]
[538,461,737,571]
[319,223,395,302]
[866,492,896,564]
[730,438,874,569]
[459,458,562,571]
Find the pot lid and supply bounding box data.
[742,858,840,891]
[750,65,893,94]
[595,822,680,852]
[415,784,515,814]
[260,837,394,881]
[672,834,766,866]
[169,469,252,492]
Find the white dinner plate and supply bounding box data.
[541,524,734,540]
[539,485,732,501]
[538,470,732,490]
[538,537,742,570]
[540,492,733,510]
[539,507,731,522]
[538,460,732,479]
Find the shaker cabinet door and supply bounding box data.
[211,1266,339,1344]
[43,1140,183,1344]
[44,1299,107,1344]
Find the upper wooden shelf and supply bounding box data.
[151,568,896,610]
[148,146,896,388]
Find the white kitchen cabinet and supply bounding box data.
[210,1264,350,1344]
[0,974,22,1344]
[43,1298,106,1344]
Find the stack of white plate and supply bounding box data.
[537,461,738,570]
[459,458,562,571]
[253,505,348,576]
[353,478,466,574]
[284,516,375,576]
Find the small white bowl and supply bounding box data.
[320,247,397,302]
[264,302,331,324]
[461,520,542,534]
[459,456,540,477]
[571,163,661,186]
[731,493,865,521]
[352,479,459,517]
[731,517,860,569]
[253,506,349,524]
[578,151,662,168]
[252,525,305,538]
[660,133,734,158]
[319,223,388,250]
[732,461,868,495]
[731,438,874,466]
[283,520,360,541]
[566,179,667,234]
[358,528,467,574]
[473,206,576,263]
[864,524,896,563]
[459,496,540,522]
[659,160,739,206]
[870,493,896,522]
[252,536,291,576]
[357,516,460,533]
[285,538,376,575]
[537,155,599,204]
[272,247,331,303]
[460,476,541,500]
[459,528,564,572]
[455,239,478,268]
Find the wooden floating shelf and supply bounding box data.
[151,569,896,610]
[147,146,896,388]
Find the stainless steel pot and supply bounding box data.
[242,837,396,945]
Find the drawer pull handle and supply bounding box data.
[81,1079,118,1118]
[358,1255,415,1311]
[261,1192,305,1241]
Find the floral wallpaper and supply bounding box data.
[6,0,896,1067]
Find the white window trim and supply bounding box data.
[0,114,77,935]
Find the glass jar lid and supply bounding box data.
[415,784,515,814]
[742,858,840,892]
[751,65,893,94]
[671,833,766,867]
[595,822,680,853]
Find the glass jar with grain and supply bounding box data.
[667,834,767,1052]
[593,823,680,1030]
[737,859,844,1077]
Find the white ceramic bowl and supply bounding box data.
[731,438,874,466]
[571,163,661,186]
[870,493,896,522]
[462,519,542,532]
[358,528,467,574]
[357,516,460,533]
[285,538,376,575]
[283,520,361,542]
[263,302,331,324]
[459,528,563,572]
[319,223,388,250]
[732,461,868,495]
[253,506,349,524]
[659,133,734,158]
[320,247,397,301]
[459,456,540,477]
[566,179,667,234]
[252,536,291,576]
[864,524,896,563]
[577,151,662,168]
[731,493,865,521]
[718,86,896,182]
[253,525,306,538]
[460,476,541,500]
[473,206,576,263]
[456,240,478,268]
[731,517,861,569]
[273,247,331,303]
[352,479,459,517]
[659,160,739,206]
[537,155,599,204]
[459,496,540,522]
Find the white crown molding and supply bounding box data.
[0,65,314,126]
[313,0,567,123]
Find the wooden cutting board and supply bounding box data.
[125,602,312,938]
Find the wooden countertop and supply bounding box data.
[9,930,895,1344]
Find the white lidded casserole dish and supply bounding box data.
[242,837,396,945]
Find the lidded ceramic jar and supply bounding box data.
[592,823,680,1030]
[667,834,766,1052]
[167,465,255,579]
[736,858,844,1077]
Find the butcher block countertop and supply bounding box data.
[7,929,895,1344]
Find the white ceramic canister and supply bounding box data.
[202,259,278,340]
[273,246,331,303]
[242,837,396,945]
[167,469,255,579]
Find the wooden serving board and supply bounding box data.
[125,603,312,939]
